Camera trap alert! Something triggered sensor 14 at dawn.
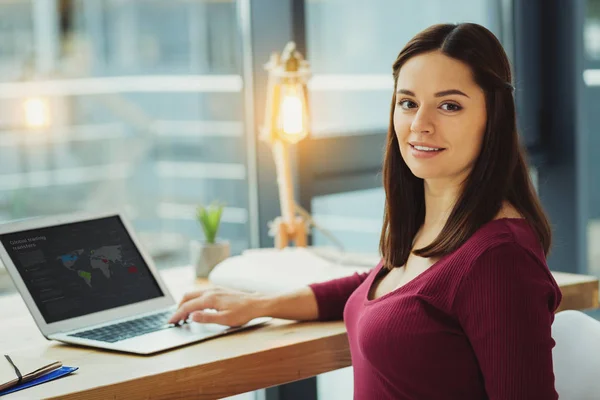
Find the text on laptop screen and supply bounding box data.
[0,216,164,323]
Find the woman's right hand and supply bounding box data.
[168,287,268,327]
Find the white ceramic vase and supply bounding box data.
[190,240,230,278]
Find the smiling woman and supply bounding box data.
[174,22,561,400]
[380,23,549,269]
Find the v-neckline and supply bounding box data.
[364,217,528,305]
[365,253,447,304]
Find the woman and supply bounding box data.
[169,23,561,399]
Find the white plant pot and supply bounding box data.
[190,240,230,278]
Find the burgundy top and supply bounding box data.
[309,218,562,400]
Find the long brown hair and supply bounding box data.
[379,23,551,269]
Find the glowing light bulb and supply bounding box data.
[281,94,304,136]
[277,84,308,143]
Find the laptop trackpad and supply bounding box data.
[180,321,232,335]
[111,323,230,354]
[114,317,271,354]
[177,318,270,337]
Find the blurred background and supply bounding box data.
[0,0,598,399]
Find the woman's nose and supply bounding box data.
[410,108,434,135]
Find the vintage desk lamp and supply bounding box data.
[261,42,311,249]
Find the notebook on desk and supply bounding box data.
[0,355,61,392]
[0,212,270,355]
[209,247,375,293]
[0,355,77,396]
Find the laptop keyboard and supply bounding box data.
[68,310,174,343]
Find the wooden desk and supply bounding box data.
[1,267,350,400]
[553,271,599,312]
[1,267,597,399]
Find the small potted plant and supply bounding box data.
[190,202,230,278]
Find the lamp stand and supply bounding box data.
[271,139,307,249]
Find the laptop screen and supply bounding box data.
[0,216,164,324]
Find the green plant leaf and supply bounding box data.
[196,202,224,244]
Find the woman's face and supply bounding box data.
[394,50,487,183]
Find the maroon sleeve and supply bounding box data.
[308,267,374,321]
[452,243,561,400]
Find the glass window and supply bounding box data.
[584,0,600,276]
[585,0,600,60]
[0,0,249,283]
[305,0,503,137]
[312,188,384,253]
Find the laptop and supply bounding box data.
[0,212,271,355]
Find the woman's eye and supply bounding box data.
[440,102,462,112]
[397,99,417,110]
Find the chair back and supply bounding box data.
[552,310,600,400]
